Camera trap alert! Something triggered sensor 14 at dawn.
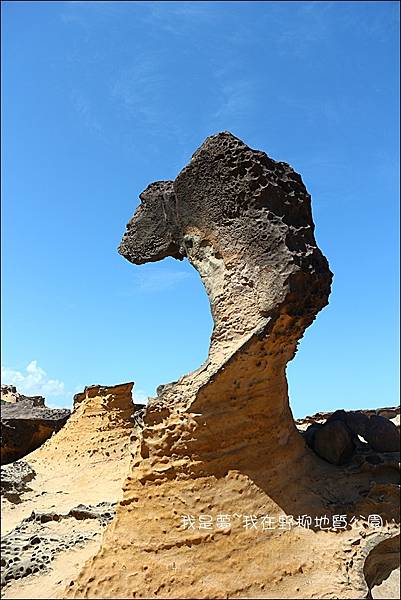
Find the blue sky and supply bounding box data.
[1,1,399,417]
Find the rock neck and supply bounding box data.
[119,132,332,479]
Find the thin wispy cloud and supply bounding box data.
[273,1,397,56]
[60,12,87,28]
[111,59,167,124]
[213,78,258,122]
[133,269,191,293]
[110,53,191,146]
[138,1,215,34]
[336,1,399,42]
[277,93,349,128]
[70,89,104,136]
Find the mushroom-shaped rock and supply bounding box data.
[67,133,399,600]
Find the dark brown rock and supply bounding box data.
[313,420,355,465]
[1,395,70,464]
[326,409,370,438]
[344,411,371,438]
[303,422,323,448]
[296,406,400,427]
[365,415,400,453]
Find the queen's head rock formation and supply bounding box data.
[117,131,332,474]
[66,132,399,599]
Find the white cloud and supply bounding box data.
[133,388,150,405]
[1,361,65,398]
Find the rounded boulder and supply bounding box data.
[313,420,355,465]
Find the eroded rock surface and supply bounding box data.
[1,385,46,406]
[1,388,70,464]
[66,132,400,599]
[1,502,115,589]
[1,382,138,598]
[1,461,36,503]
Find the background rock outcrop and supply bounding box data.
[1,382,139,598]
[1,386,70,464]
[1,384,45,407]
[366,415,400,453]
[66,132,400,599]
[299,407,400,465]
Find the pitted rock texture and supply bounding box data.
[1,502,115,590]
[63,132,399,599]
[1,384,45,406]
[1,461,36,503]
[1,385,21,404]
[1,385,45,407]
[1,382,139,598]
[297,407,400,476]
[1,389,70,465]
[119,132,331,362]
